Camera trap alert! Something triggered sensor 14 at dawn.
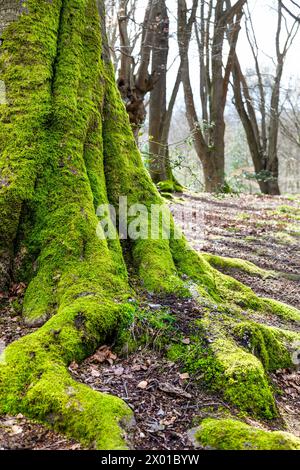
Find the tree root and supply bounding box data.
[190,418,300,450]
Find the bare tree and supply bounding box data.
[117,0,158,140]
[178,0,246,192]
[148,0,182,189]
[280,87,300,149]
[281,0,300,22]
[232,1,299,195]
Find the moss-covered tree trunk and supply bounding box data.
[0,0,300,450]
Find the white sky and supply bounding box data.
[237,0,300,82]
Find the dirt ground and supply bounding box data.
[0,193,299,450]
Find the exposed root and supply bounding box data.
[202,253,275,279]
[190,418,300,450]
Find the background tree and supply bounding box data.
[177,0,246,192]
[147,0,182,190]
[281,0,300,21]
[280,87,300,150]
[117,0,158,140]
[232,1,299,195]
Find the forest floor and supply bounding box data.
[0,193,299,450]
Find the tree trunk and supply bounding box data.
[148,0,181,191]
[178,0,245,193]
[0,0,299,450]
[203,149,225,193]
[148,0,169,183]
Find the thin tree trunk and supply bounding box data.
[148,0,182,190]
[148,0,169,183]
[178,0,245,192]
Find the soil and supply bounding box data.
[0,193,299,450]
[172,193,300,308]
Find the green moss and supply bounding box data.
[157,180,183,194]
[0,331,132,449]
[202,253,274,279]
[233,321,297,371]
[167,318,276,418]
[193,418,300,450]
[211,337,275,418]
[0,0,63,283]
[117,306,177,354]
[263,298,300,322]
[275,205,300,220]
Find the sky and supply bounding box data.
[237,0,299,83]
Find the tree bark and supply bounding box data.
[148,0,168,183]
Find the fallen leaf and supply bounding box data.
[114,367,125,376]
[161,416,177,426]
[90,368,101,378]
[91,345,117,364]
[182,338,191,345]
[158,382,192,399]
[179,372,190,380]
[68,361,79,371]
[10,425,23,435]
[137,380,148,389]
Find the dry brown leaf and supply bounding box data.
[158,382,192,399]
[114,367,125,376]
[161,416,177,426]
[179,372,190,380]
[91,345,117,365]
[182,338,190,345]
[137,380,148,389]
[90,368,100,378]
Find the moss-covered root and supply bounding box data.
[190,418,300,450]
[172,238,300,323]
[263,298,300,323]
[1,363,132,449]
[0,297,134,449]
[202,253,275,278]
[157,180,183,194]
[209,337,276,418]
[233,321,300,371]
